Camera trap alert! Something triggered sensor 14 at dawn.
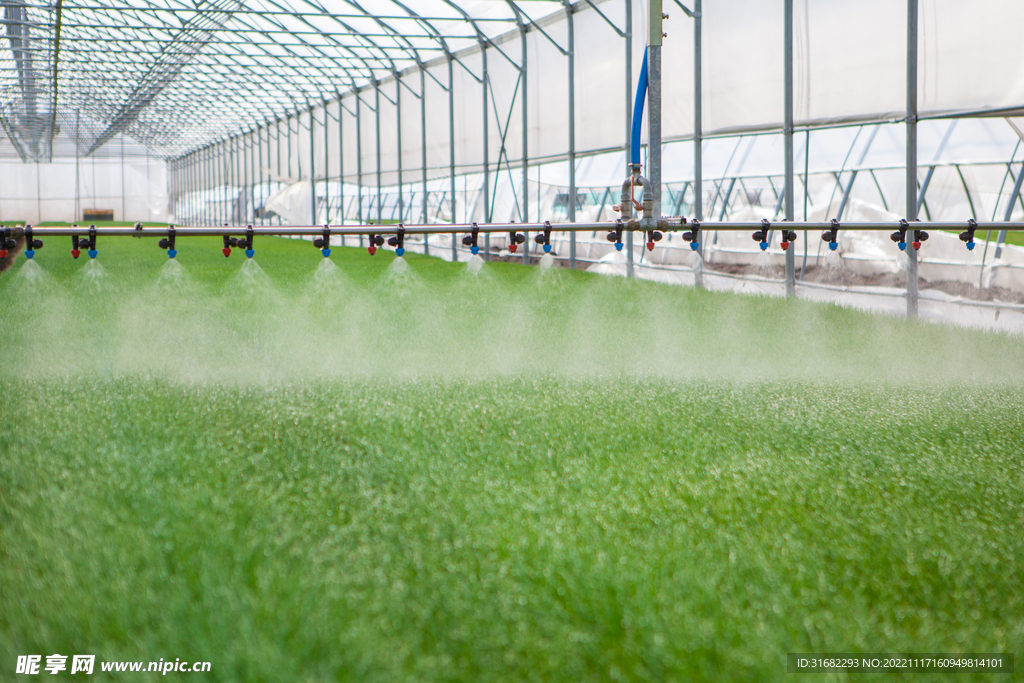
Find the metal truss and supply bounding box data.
[1,0,564,159]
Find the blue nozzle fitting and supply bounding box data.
[321,248,331,258]
[25,249,35,259]
[543,244,552,253]
[898,242,907,251]
[759,242,768,251]
[966,242,975,251]
[470,246,480,255]
[829,242,838,251]
[88,249,97,259]
[167,249,177,258]
[245,249,254,258]
[395,247,404,257]
[689,242,699,251]
[615,243,624,251]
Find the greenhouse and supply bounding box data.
[3,2,1024,681]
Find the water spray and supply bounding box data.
[462,224,481,255]
[535,221,553,253]
[822,219,840,251]
[158,225,177,258]
[682,219,700,251]
[387,224,406,256]
[959,218,978,250]
[23,226,43,259]
[313,225,332,257]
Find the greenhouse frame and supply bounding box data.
[3,0,1024,318]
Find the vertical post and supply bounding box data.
[310,107,317,225]
[75,109,80,222]
[521,24,529,266]
[906,0,919,317]
[375,81,383,225]
[120,134,125,222]
[396,79,404,224]
[339,99,345,234]
[258,125,264,226]
[625,0,634,278]
[648,0,662,221]
[784,0,796,297]
[449,55,457,261]
[356,93,363,226]
[567,0,577,268]
[420,69,429,253]
[482,44,490,259]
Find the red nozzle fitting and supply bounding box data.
[0,249,7,259]
[368,245,377,256]
[646,241,655,251]
[912,241,921,250]
[71,249,80,259]
[781,241,790,251]
[509,243,518,253]
[222,247,231,258]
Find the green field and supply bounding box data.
[2,237,1023,681]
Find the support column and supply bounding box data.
[625,0,634,278]
[648,0,662,222]
[521,25,529,266]
[482,45,490,260]
[784,0,796,297]
[693,0,703,287]
[567,0,577,268]
[420,69,429,253]
[907,0,919,317]
[310,108,317,225]
[449,56,457,261]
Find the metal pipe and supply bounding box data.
[420,68,429,253]
[565,0,577,268]
[693,0,703,288]
[448,55,457,261]
[783,0,795,297]
[648,0,662,223]
[28,220,1022,238]
[482,43,490,260]
[625,0,634,277]
[521,23,529,266]
[906,0,919,317]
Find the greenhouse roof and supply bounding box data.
[1,0,565,160]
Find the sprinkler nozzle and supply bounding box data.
[534,221,553,253]
[646,230,663,251]
[912,229,928,251]
[23,226,42,258]
[607,219,625,251]
[462,223,481,255]
[367,233,384,255]
[959,219,978,250]
[753,219,770,250]
[683,221,701,250]
[159,225,177,257]
[314,226,332,257]
[891,219,910,251]
[387,224,406,256]
[508,230,525,253]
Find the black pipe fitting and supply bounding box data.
[959,218,978,249]
[508,229,526,253]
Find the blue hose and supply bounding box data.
[631,50,649,166]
